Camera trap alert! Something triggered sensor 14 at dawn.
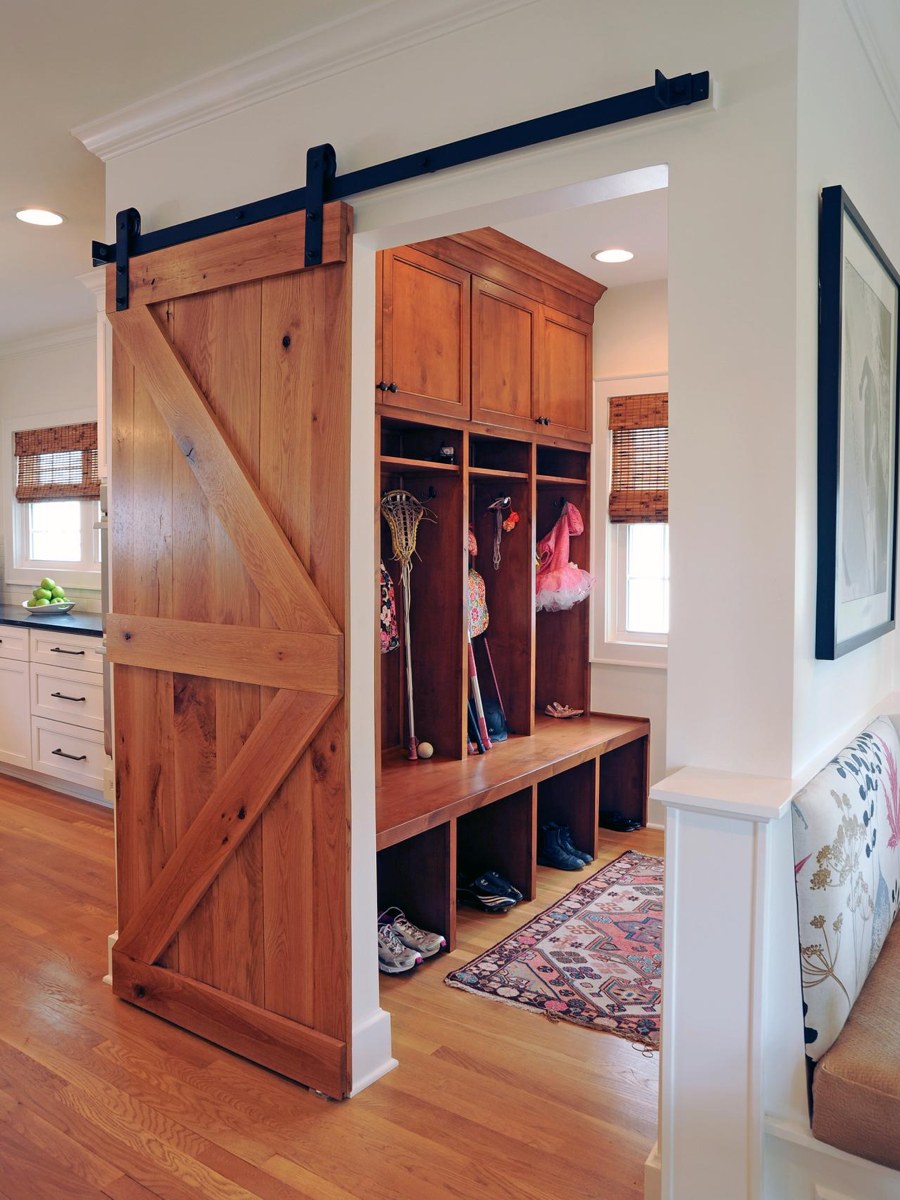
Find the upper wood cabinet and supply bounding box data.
[539,307,593,442]
[378,246,470,419]
[377,230,604,444]
[471,277,539,432]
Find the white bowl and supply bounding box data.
[22,600,75,616]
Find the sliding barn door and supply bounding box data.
[106,202,353,1098]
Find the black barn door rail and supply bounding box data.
[94,68,709,309]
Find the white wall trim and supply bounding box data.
[0,323,95,359]
[841,0,900,134]
[73,0,540,161]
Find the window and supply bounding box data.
[3,414,102,590]
[593,376,669,667]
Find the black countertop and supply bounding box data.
[0,604,103,637]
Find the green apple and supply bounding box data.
[26,598,39,608]
[40,577,56,591]
[34,598,50,606]
[50,587,66,599]
[34,588,52,601]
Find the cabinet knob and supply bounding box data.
[377,381,389,392]
[535,416,552,426]
[387,382,398,393]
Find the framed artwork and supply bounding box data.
[816,185,900,659]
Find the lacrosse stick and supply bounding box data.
[381,489,434,761]
[465,527,492,751]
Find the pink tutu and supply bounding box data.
[535,502,593,612]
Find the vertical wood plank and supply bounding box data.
[260,250,352,1040]
[113,305,178,969]
[166,294,218,985]
[259,271,317,1026]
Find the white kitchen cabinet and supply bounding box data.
[28,629,104,792]
[30,661,104,732]
[0,656,32,769]
[31,716,105,791]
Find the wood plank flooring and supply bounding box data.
[0,774,661,1199]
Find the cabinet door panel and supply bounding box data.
[471,278,538,431]
[539,308,593,443]
[0,658,31,769]
[380,247,470,419]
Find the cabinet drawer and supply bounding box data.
[31,716,104,791]
[30,663,104,732]
[0,626,29,662]
[30,629,103,673]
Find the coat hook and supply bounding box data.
[426,486,437,500]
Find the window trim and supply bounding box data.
[591,373,668,670]
[2,409,102,591]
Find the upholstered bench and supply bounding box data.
[792,715,900,1172]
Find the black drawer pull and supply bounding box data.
[50,647,85,655]
[52,748,88,762]
[51,691,86,703]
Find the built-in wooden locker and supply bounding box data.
[106,202,353,1099]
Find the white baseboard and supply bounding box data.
[643,1141,661,1200]
[766,1118,900,1200]
[0,761,108,807]
[349,1007,397,1096]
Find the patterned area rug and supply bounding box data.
[445,850,663,1045]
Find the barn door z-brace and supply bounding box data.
[93,68,709,308]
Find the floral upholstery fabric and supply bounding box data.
[792,716,900,1062]
[379,561,399,655]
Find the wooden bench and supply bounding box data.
[376,712,649,948]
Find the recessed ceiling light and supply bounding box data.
[592,248,633,263]
[16,208,65,226]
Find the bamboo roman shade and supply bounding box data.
[608,392,668,523]
[15,422,100,503]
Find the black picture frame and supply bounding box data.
[816,186,900,659]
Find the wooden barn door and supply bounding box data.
[105,202,353,1098]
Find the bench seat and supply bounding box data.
[812,914,900,1171]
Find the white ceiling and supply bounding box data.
[495,188,668,287]
[0,0,379,348]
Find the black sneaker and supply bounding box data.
[479,869,524,902]
[537,824,584,870]
[457,872,519,912]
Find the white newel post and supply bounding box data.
[651,767,794,1200]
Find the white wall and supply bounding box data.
[96,0,803,1090]
[591,280,668,820]
[0,331,101,608]
[792,0,900,778]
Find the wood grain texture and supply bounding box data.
[105,202,350,311]
[1,775,660,1200]
[106,614,342,695]
[539,306,593,442]
[411,233,601,323]
[110,302,337,636]
[115,688,337,967]
[377,712,648,849]
[258,259,352,1041]
[379,246,471,421]
[446,227,606,306]
[112,954,347,1099]
[470,277,539,432]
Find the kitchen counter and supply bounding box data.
[0,604,102,637]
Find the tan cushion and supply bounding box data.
[812,916,900,1170]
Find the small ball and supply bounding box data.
[417,741,434,759]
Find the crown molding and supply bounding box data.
[73,0,539,162]
[842,0,900,132]
[0,323,96,359]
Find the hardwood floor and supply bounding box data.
[0,774,662,1199]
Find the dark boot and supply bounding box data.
[537,823,584,870]
[555,823,593,865]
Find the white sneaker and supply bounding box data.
[377,922,422,974]
[380,907,446,959]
